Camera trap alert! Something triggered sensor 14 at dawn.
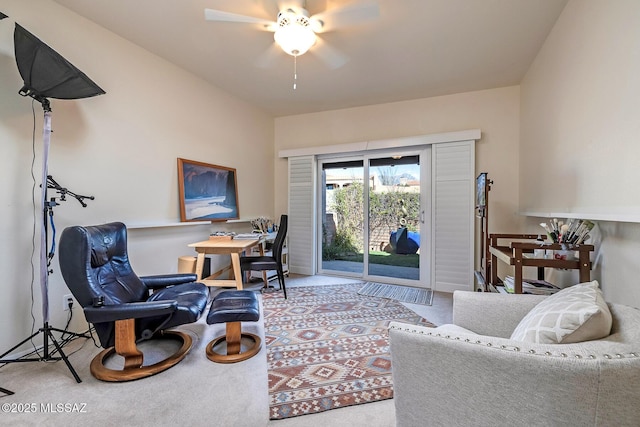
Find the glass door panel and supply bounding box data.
[367,155,421,281]
[320,159,364,276]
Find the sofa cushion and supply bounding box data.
[510,280,612,344]
[434,324,477,335]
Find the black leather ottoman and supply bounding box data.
[205,290,261,363]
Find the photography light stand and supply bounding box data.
[0,21,104,386]
[0,10,14,398]
[0,103,93,383]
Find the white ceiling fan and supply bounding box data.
[204,0,380,72]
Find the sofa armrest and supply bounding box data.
[388,322,639,427]
[453,291,547,338]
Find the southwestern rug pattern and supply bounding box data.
[263,283,434,420]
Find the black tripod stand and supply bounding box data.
[0,151,94,383]
[0,319,88,383]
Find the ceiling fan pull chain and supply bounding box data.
[293,55,298,90]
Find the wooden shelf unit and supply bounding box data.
[489,233,593,294]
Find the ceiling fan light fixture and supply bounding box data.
[273,9,317,57]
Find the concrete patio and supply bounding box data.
[321,260,419,280]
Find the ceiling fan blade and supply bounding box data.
[204,8,275,27]
[309,37,349,69]
[254,42,283,69]
[310,0,380,33]
[260,0,280,16]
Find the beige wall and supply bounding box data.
[274,0,640,308]
[274,86,523,239]
[520,0,640,306]
[3,0,637,358]
[0,0,274,352]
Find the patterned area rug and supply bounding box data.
[263,283,434,420]
[358,282,433,306]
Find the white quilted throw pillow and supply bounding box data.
[510,280,612,344]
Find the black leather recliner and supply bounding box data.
[59,222,209,382]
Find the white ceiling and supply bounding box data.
[52,0,567,117]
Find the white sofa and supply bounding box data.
[389,291,640,426]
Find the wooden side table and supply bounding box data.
[489,234,593,294]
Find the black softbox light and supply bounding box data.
[14,23,105,107]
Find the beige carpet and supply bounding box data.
[0,288,268,427]
[0,275,451,426]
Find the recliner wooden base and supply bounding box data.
[90,325,192,382]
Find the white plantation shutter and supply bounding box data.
[431,141,475,292]
[288,156,316,275]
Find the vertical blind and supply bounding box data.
[287,156,315,275]
[431,141,475,292]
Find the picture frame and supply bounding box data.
[177,158,239,222]
[476,172,488,208]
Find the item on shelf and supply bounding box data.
[540,219,594,245]
[503,276,560,295]
[553,250,574,260]
[234,233,262,240]
[251,217,273,234]
[533,235,546,258]
[210,231,236,240]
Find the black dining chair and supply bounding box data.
[240,215,288,299]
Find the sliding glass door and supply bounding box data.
[366,155,423,282]
[319,149,430,287]
[320,158,365,276]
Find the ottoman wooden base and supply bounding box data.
[206,322,261,363]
